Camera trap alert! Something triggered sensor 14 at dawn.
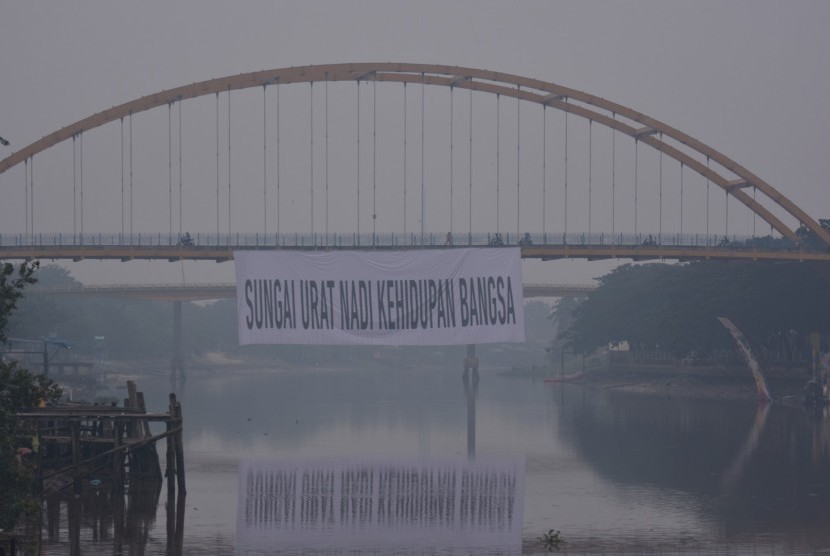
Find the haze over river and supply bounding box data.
[42,364,830,554]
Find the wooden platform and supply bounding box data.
[16,381,185,496]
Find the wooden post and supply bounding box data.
[113,421,125,489]
[167,394,177,497]
[71,420,81,495]
[174,399,186,494]
[136,391,153,441]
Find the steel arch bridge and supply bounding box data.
[2,62,829,263]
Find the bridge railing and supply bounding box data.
[0,231,807,251]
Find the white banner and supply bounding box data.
[234,248,525,345]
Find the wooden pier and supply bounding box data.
[16,381,185,496]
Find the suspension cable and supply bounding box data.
[263,85,267,235]
[129,112,134,240]
[496,93,500,232]
[310,81,314,234]
[680,163,684,236]
[634,138,638,237]
[468,87,473,241]
[725,188,729,237]
[564,104,568,241]
[611,113,616,238]
[357,80,361,236]
[325,76,330,240]
[228,87,232,239]
[216,93,220,236]
[542,106,546,237]
[658,133,663,242]
[516,84,520,238]
[178,101,183,237]
[72,136,76,238]
[588,120,592,236]
[373,78,377,238]
[277,83,281,237]
[24,158,29,236]
[120,117,124,237]
[450,85,454,233]
[30,157,34,235]
[168,103,172,237]
[724,184,731,240]
[403,83,407,234]
[79,132,83,239]
[420,73,425,240]
[706,156,710,241]
[752,186,757,236]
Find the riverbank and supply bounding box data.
[61,354,815,406]
[559,368,809,405]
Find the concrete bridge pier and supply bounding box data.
[462,344,479,459]
[463,344,479,382]
[170,301,185,387]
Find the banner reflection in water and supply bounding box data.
[237,457,525,553]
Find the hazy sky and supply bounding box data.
[2,1,829,285]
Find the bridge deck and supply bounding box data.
[1,231,827,262]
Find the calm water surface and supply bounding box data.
[41,364,830,554]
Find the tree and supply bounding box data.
[562,261,830,357]
[0,260,62,530]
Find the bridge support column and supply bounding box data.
[463,344,479,380]
[462,344,479,459]
[171,301,185,386]
[463,363,478,459]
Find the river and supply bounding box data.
[40,363,830,554]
